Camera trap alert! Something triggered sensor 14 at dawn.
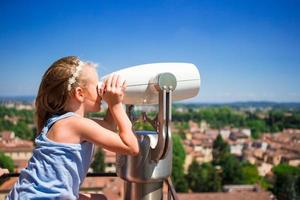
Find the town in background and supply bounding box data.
[1,98,300,200]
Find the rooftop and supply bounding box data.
[0,173,277,200]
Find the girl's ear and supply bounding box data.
[74,87,85,103]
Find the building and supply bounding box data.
[0,131,33,172]
[220,128,231,140]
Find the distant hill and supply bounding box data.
[1,96,300,110]
[0,95,35,104]
[175,101,300,110]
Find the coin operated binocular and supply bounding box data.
[99,63,201,200]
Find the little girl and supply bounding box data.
[6,56,139,200]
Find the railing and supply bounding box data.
[1,173,180,200]
[166,177,180,200]
[1,172,117,178]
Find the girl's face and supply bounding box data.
[82,66,102,113]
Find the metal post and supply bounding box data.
[117,73,177,200]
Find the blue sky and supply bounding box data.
[0,0,299,102]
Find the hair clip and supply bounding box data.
[67,61,84,91]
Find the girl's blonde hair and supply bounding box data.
[35,56,92,134]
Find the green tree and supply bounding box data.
[212,134,230,166]
[272,164,300,200]
[246,119,268,139]
[186,160,221,192]
[185,160,200,191]
[12,121,34,140]
[0,151,14,172]
[90,148,106,173]
[0,118,13,131]
[221,155,243,184]
[0,151,14,185]
[87,111,106,118]
[240,162,260,184]
[176,126,186,140]
[212,134,244,184]
[259,177,272,190]
[267,111,284,132]
[171,134,188,192]
[0,105,35,140]
[133,121,155,131]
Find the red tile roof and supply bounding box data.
[178,191,276,200]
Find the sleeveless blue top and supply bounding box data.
[6,112,95,200]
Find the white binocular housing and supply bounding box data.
[98,63,201,104]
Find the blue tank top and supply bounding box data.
[6,112,95,200]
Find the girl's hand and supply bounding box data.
[0,168,9,177]
[101,74,127,106]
